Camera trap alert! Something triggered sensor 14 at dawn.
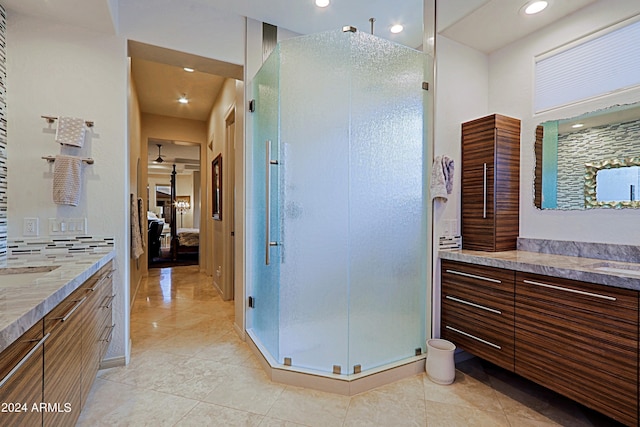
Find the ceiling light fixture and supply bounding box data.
[183,67,195,72]
[572,123,584,129]
[154,144,165,163]
[523,0,548,15]
[178,94,189,104]
[390,24,404,34]
[315,0,329,8]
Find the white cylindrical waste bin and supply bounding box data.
[425,339,456,385]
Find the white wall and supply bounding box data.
[6,11,129,361]
[489,0,640,245]
[432,35,489,336]
[117,0,245,67]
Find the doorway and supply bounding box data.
[223,107,236,300]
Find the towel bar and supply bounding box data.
[41,115,94,128]
[42,155,94,165]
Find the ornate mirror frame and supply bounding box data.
[584,157,640,209]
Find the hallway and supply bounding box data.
[77,266,620,426]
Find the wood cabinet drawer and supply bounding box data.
[0,321,44,427]
[515,272,638,426]
[441,260,515,370]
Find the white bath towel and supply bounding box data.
[131,194,144,260]
[430,155,455,201]
[55,116,86,147]
[53,155,82,206]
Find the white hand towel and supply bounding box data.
[55,116,86,147]
[53,155,82,206]
[430,155,455,201]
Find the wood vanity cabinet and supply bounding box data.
[0,320,45,427]
[440,260,515,371]
[515,271,639,426]
[80,262,114,407]
[0,260,114,427]
[461,114,520,251]
[44,284,86,426]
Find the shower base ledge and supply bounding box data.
[246,329,426,396]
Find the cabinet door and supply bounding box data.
[44,289,86,426]
[461,127,496,251]
[441,260,515,370]
[515,272,638,426]
[0,321,44,427]
[80,262,114,407]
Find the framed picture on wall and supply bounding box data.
[212,154,222,220]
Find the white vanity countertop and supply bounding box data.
[0,249,115,353]
[439,249,640,291]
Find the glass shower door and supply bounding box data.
[277,31,351,373]
[250,47,282,362]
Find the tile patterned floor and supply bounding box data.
[78,266,624,426]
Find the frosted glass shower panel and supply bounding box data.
[278,31,351,372]
[250,47,282,361]
[347,33,426,370]
[249,29,427,376]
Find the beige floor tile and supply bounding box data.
[174,401,264,426]
[345,374,427,426]
[258,416,311,426]
[423,369,504,413]
[425,400,510,426]
[266,386,351,427]
[98,350,228,400]
[202,366,286,415]
[77,378,198,427]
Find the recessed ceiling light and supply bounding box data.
[390,24,404,34]
[572,123,584,128]
[523,0,548,15]
[315,0,329,7]
[183,67,195,72]
[178,94,189,104]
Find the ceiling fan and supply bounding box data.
[154,144,165,163]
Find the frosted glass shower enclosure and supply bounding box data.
[249,29,426,376]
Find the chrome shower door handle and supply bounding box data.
[265,140,279,265]
[266,140,272,265]
[482,163,487,219]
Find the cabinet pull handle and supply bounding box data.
[445,326,501,350]
[522,279,617,301]
[101,294,116,309]
[445,295,502,315]
[101,324,115,342]
[0,332,50,389]
[445,269,501,284]
[88,270,114,292]
[52,297,87,322]
[483,162,487,219]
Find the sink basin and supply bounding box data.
[0,266,60,288]
[587,262,640,277]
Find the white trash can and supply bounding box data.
[425,338,456,385]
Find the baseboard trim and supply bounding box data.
[99,356,126,370]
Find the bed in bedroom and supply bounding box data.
[176,227,199,256]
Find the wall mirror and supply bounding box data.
[534,102,640,210]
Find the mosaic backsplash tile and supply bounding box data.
[7,235,114,258]
[556,118,640,209]
[0,5,6,259]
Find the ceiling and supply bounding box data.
[147,139,201,176]
[4,0,603,125]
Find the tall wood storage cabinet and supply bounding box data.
[461,114,520,251]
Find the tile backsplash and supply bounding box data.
[518,237,640,264]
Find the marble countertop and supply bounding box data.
[439,249,640,291]
[0,249,115,353]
